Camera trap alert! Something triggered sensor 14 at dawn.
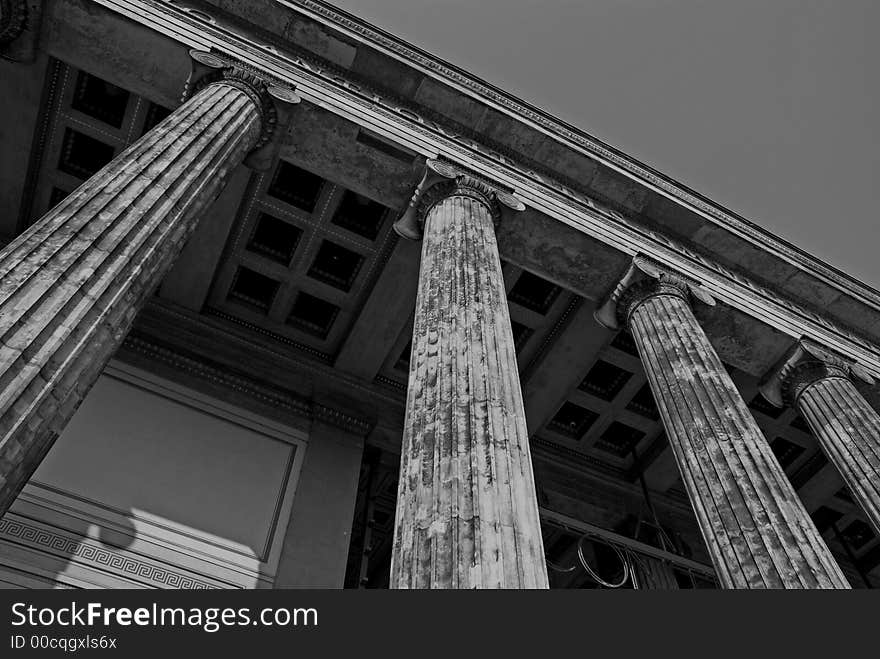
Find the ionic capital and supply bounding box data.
[0,1,27,45]
[1,0,42,63]
[594,255,715,330]
[759,338,875,407]
[184,50,301,164]
[393,159,525,240]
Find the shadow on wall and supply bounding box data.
[0,506,138,589]
[0,367,300,590]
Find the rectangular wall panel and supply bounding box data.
[0,363,307,589]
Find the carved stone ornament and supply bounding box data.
[183,49,301,151]
[759,338,876,407]
[392,158,525,240]
[594,254,716,330]
[0,0,27,45]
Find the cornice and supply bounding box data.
[121,334,373,435]
[282,0,880,313]
[529,438,694,519]
[521,294,583,382]
[88,0,880,376]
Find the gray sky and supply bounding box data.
[332,0,880,289]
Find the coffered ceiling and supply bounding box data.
[12,59,880,587]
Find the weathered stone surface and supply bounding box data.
[390,179,548,589]
[798,377,880,533]
[621,274,848,588]
[0,80,263,514]
[778,351,880,536]
[633,556,680,590]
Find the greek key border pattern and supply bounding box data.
[0,518,217,589]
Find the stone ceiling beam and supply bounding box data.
[522,300,611,436]
[334,237,420,381]
[159,166,253,312]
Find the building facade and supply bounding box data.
[0,0,878,589]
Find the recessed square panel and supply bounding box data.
[610,330,639,356]
[595,421,645,457]
[791,449,829,491]
[790,414,811,433]
[58,128,115,179]
[287,292,340,339]
[842,520,875,550]
[578,359,632,401]
[748,394,784,419]
[835,487,854,504]
[267,161,325,212]
[227,266,279,313]
[547,402,598,440]
[810,506,843,533]
[71,71,130,128]
[769,436,805,470]
[510,321,533,353]
[507,271,561,314]
[247,213,302,265]
[331,190,388,240]
[372,509,392,527]
[626,383,660,420]
[141,102,173,136]
[307,240,364,291]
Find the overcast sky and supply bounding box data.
[332,0,880,289]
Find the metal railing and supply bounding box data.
[540,507,718,587]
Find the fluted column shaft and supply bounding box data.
[627,284,848,588]
[793,371,880,534]
[390,180,548,589]
[633,556,679,590]
[0,79,264,514]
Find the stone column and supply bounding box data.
[0,0,41,62]
[632,556,679,590]
[389,160,548,589]
[761,339,880,535]
[0,51,298,515]
[596,257,848,588]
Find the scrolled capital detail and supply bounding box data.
[759,338,876,408]
[393,159,525,240]
[0,0,28,45]
[594,255,715,330]
[184,49,301,151]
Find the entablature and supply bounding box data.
[28,0,880,381]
